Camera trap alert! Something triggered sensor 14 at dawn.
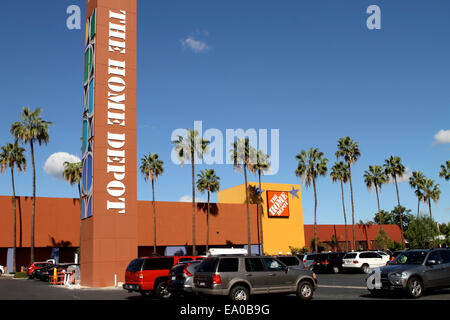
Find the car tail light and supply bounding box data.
[138,272,144,279]
[313,261,317,265]
[323,260,329,264]
[353,260,359,264]
[302,260,306,263]
[212,274,222,285]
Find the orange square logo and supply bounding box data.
[267,191,290,217]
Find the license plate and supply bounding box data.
[200,282,206,286]
[171,276,176,280]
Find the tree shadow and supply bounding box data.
[196,202,219,217]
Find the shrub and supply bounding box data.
[13,272,27,279]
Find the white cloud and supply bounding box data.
[43,152,80,180]
[388,167,412,184]
[180,32,210,53]
[179,195,206,203]
[433,129,450,144]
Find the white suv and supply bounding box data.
[342,251,389,273]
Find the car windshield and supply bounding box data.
[391,251,427,265]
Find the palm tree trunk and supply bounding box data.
[348,165,356,251]
[206,188,210,252]
[428,198,432,220]
[313,178,318,253]
[375,185,382,231]
[394,177,405,249]
[78,182,81,264]
[152,179,157,254]
[417,196,420,218]
[258,171,264,255]
[191,149,196,256]
[30,140,36,264]
[11,167,17,273]
[244,164,251,256]
[340,180,348,252]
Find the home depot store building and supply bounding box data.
[0,183,305,277]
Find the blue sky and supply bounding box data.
[0,0,449,225]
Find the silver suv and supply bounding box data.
[367,248,450,298]
[193,255,318,301]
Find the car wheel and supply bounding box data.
[332,266,340,274]
[155,281,172,300]
[407,277,423,299]
[361,264,369,274]
[229,285,250,301]
[297,280,314,301]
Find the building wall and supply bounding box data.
[304,224,403,251]
[0,196,259,269]
[218,183,305,255]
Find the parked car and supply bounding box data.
[193,255,318,301]
[27,262,53,279]
[168,260,202,297]
[367,248,450,298]
[34,263,55,280]
[302,253,317,270]
[313,252,346,274]
[275,255,304,269]
[342,251,390,273]
[123,256,203,299]
[0,265,4,276]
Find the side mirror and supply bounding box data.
[427,260,436,266]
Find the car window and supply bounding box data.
[143,257,174,270]
[126,258,144,272]
[296,254,304,260]
[277,257,299,266]
[186,262,201,274]
[315,254,328,261]
[359,252,370,259]
[343,253,357,259]
[427,251,443,265]
[439,250,450,264]
[306,255,315,260]
[393,251,427,265]
[245,258,265,272]
[170,264,186,274]
[178,258,192,262]
[217,258,239,272]
[262,258,285,271]
[197,258,218,272]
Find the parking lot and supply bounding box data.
[1,272,449,301]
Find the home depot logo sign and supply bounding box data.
[267,191,290,217]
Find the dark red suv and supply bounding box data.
[123,256,203,299]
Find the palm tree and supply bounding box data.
[363,165,388,229]
[10,107,52,263]
[421,178,441,220]
[358,220,373,251]
[330,161,350,252]
[295,148,328,253]
[409,171,425,218]
[335,137,360,251]
[63,161,82,198]
[0,141,26,273]
[383,156,406,249]
[140,153,164,254]
[173,129,209,255]
[231,138,257,255]
[253,150,270,255]
[196,169,220,252]
[440,161,450,181]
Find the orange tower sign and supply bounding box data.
[80,0,137,287]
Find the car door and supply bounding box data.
[439,250,450,287]
[262,257,296,293]
[423,251,446,289]
[244,257,269,294]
